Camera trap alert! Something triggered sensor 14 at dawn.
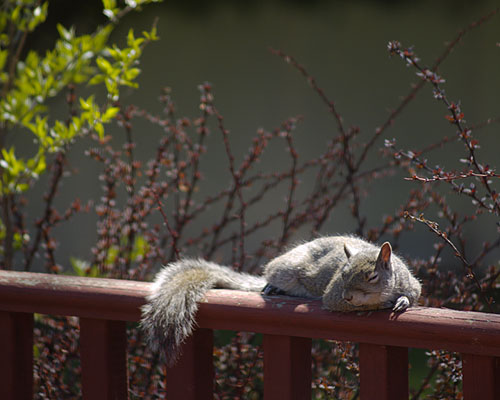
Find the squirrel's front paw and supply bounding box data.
[262,283,287,296]
[392,296,410,312]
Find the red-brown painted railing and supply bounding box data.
[0,270,499,399]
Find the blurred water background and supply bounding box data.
[11,0,500,270]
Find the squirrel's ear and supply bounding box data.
[344,244,352,259]
[376,242,392,270]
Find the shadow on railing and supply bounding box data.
[0,270,499,399]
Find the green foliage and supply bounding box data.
[103,0,162,22]
[2,1,48,35]
[98,234,150,271]
[0,0,161,274]
[0,146,45,192]
[70,257,101,277]
[0,216,27,254]
[90,26,159,101]
[0,0,160,196]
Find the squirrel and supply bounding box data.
[140,235,421,365]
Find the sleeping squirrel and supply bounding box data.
[140,235,421,365]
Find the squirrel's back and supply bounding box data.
[263,236,378,297]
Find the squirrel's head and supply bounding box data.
[341,242,394,307]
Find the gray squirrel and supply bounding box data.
[140,235,421,365]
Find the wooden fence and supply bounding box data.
[0,270,499,399]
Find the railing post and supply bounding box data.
[263,334,312,400]
[166,328,214,400]
[462,353,500,400]
[79,318,129,400]
[0,311,34,400]
[359,343,408,400]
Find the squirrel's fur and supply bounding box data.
[141,236,421,365]
[140,259,266,364]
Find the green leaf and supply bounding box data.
[96,57,113,74]
[122,80,139,89]
[33,345,40,359]
[26,115,49,144]
[88,74,105,86]
[105,245,119,266]
[11,6,21,24]
[102,106,119,122]
[102,0,117,9]
[124,67,140,81]
[127,29,136,46]
[131,234,149,261]
[79,95,94,111]
[56,24,72,41]
[93,24,114,51]
[0,50,8,70]
[143,25,159,41]
[94,122,104,138]
[70,257,90,276]
[70,258,101,277]
[28,2,48,31]
[29,152,46,176]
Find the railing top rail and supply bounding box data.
[1,270,499,356]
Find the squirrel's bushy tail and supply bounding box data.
[140,258,266,365]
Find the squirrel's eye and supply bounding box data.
[366,272,379,283]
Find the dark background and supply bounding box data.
[12,0,500,270]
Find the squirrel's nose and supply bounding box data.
[343,292,353,302]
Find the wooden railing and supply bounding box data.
[0,270,499,399]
